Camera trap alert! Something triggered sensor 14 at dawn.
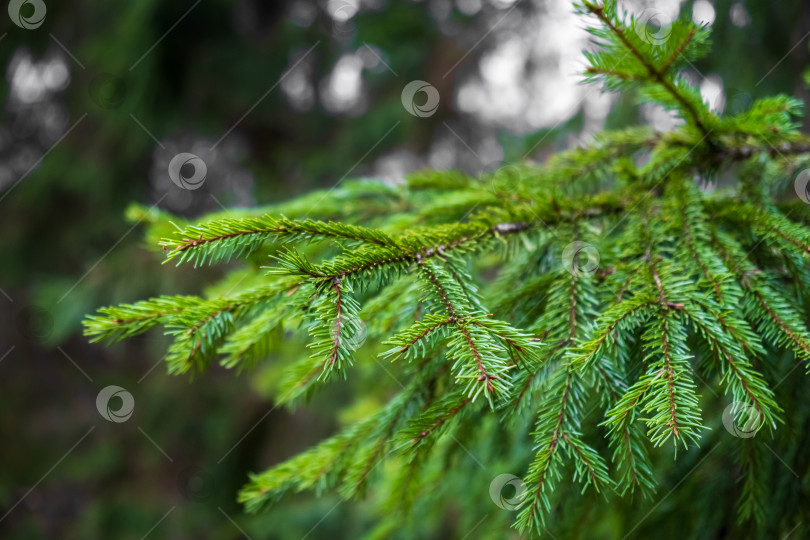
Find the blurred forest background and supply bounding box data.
[1,0,809,538]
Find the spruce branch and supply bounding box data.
[84,1,810,536]
[581,1,715,146]
[162,215,398,266]
[84,295,206,343]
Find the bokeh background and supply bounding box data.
[1,0,809,538]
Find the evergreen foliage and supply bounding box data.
[85,1,810,536]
